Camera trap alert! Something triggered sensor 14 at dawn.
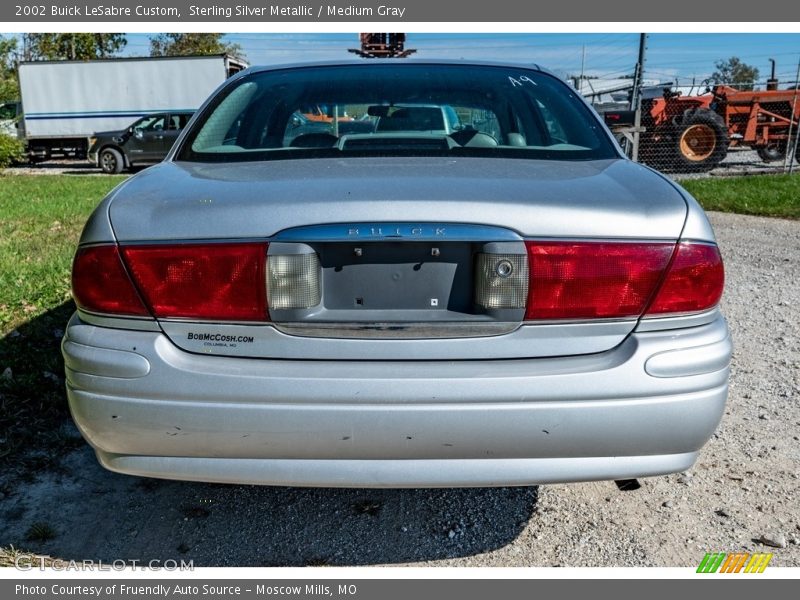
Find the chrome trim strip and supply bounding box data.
[272,322,521,339]
[79,309,717,335]
[77,310,161,332]
[635,307,720,332]
[522,317,637,326]
[158,317,271,326]
[274,223,523,242]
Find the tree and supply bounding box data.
[0,35,19,101]
[24,34,126,61]
[710,57,759,90]
[149,34,242,58]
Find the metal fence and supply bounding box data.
[598,79,800,178]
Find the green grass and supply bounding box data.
[0,175,126,332]
[0,174,125,468]
[679,173,800,219]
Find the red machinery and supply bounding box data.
[349,34,416,59]
[638,85,800,171]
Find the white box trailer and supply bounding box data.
[17,54,246,160]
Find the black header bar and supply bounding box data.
[4,0,800,22]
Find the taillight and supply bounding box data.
[523,240,724,320]
[524,242,675,320]
[72,245,149,316]
[267,253,322,309]
[474,253,529,309]
[644,242,724,316]
[121,242,268,321]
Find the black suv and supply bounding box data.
[88,111,194,174]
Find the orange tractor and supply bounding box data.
[349,34,416,59]
[635,85,800,171]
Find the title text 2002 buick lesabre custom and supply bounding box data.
[62,62,731,487]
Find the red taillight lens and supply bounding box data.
[524,242,675,320]
[72,245,150,316]
[645,242,724,316]
[121,243,268,321]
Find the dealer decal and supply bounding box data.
[187,332,255,345]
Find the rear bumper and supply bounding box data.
[63,313,731,487]
[96,452,700,488]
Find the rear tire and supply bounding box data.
[757,142,786,163]
[673,108,729,172]
[100,148,124,174]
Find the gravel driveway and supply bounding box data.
[1,211,797,568]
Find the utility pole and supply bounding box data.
[579,45,586,94]
[630,33,648,162]
[22,34,32,61]
[784,56,800,174]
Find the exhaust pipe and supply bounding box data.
[615,479,641,491]
[767,59,779,91]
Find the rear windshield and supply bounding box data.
[177,64,617,163]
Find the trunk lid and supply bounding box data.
[109,157,685,241]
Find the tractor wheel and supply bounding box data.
[673,108,729,172]
[99,148,124,174]
[757,142,787,163]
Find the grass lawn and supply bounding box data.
[0,175,126,332]
[0,174,125,468]
[679,173,800,220]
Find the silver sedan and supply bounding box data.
[62,61,731,487]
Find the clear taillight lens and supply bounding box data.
[267,253,321,310]
[474,253,529,309]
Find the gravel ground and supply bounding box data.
[678,148,799,180]
[3,160,106,176]
[0,211,798,568]
[635,148,799,181]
